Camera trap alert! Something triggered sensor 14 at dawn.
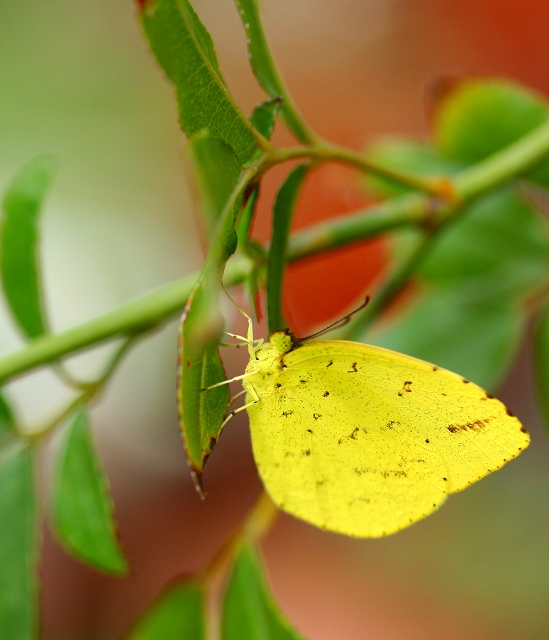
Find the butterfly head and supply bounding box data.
[269,328,298,355]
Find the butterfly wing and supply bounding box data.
[245,340,529,537]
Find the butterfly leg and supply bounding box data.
[221,285,256,358]
[218,383,259,431]
[223,331,249,343]
[228,388,247,407]
[201,371,252,391]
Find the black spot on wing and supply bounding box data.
[381,469,407,479]
[338,427,359,444]
[398,381,413,397]
[448,417,491,433]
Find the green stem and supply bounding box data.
[287,191,427,260]
[233,0,319,145]
[266,144,446,195]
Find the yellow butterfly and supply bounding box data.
[223,306,529,538]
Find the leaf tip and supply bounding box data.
[190,468,207,500]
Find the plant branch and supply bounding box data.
[265,144,450,196]
[2,118,549,383]
[287,191,428,260]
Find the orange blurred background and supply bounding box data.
[2,0,549,638]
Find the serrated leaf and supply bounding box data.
[0,443,38,640]
[187,131,243,237]
[234,0,310,142]
[369,286,524,390]
[141,0,259,164]
[267,165,309,333]
[52,407,128,575]
[364,139,464,198]
[126,580,205,640]
[178,131,247,481]
[178,286,230,484]
[1,155,56,339]
[434,78,549,184]
[222,544,305,640]
[534,303,549,433]
[418,189,549,296]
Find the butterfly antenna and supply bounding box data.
[221,283,256,358]
[302,296,370,340]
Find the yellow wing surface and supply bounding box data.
[242,337,529,537]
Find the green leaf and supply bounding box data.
[222,544,305,640]
[0,390,16,447]
[369,286,524,390]
[267,165,309,333]
[237,185,260,249]
[187,131,243,237]
[1,155,56,339]
[234,0,310,142]
[434,79,549,182]
[418,190,549,296]
[0,443,38,640]
[177,131,248,483]
[364,139,464,198]
[126,580,205,640]
[534,303,549,433]
[141,0,259,164]
[250,97,282,141]
[52,407,128,575]
[178,288,230,487]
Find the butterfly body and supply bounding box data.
[242,331,529,537]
